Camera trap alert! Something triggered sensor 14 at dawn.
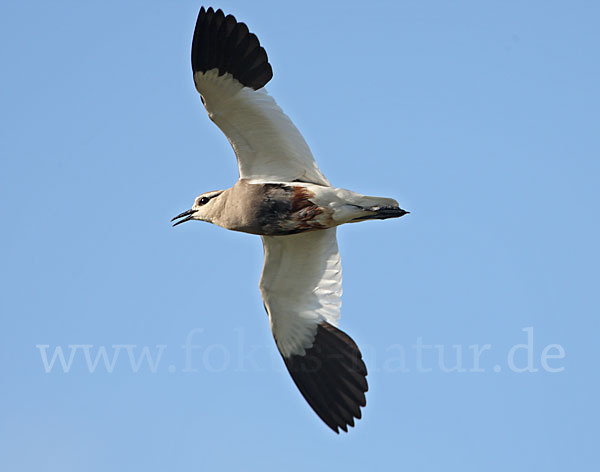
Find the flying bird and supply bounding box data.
[172,7,408,433]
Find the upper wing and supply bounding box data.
[260,228,368,433]
[191,7,330,186]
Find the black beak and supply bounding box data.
[171,209,196,227]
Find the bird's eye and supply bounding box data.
[199,197,209,205]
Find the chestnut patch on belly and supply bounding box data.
[257,184,327,235]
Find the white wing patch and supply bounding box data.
[194,69,330,186]
[259,228,342,357]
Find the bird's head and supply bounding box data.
[171,190,224,226]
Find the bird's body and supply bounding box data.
[172,7,408,433]
[174,179,405,236]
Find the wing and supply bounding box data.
[191,7,330,186]
[260,228,368,433]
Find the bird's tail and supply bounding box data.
[315,187,409,225]
[336,194,408,222]
[350,205,409,222]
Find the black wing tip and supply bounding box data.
[192,6,273,90]
[283,321,368,434]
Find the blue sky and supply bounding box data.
[1,0,598,470]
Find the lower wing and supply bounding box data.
[260,228,368,432]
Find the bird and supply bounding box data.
[171,6,409,433]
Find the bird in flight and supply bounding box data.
[172,7,409,433]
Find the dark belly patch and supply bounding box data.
[257,184,329,235]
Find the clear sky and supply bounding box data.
[1,0,598,470]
